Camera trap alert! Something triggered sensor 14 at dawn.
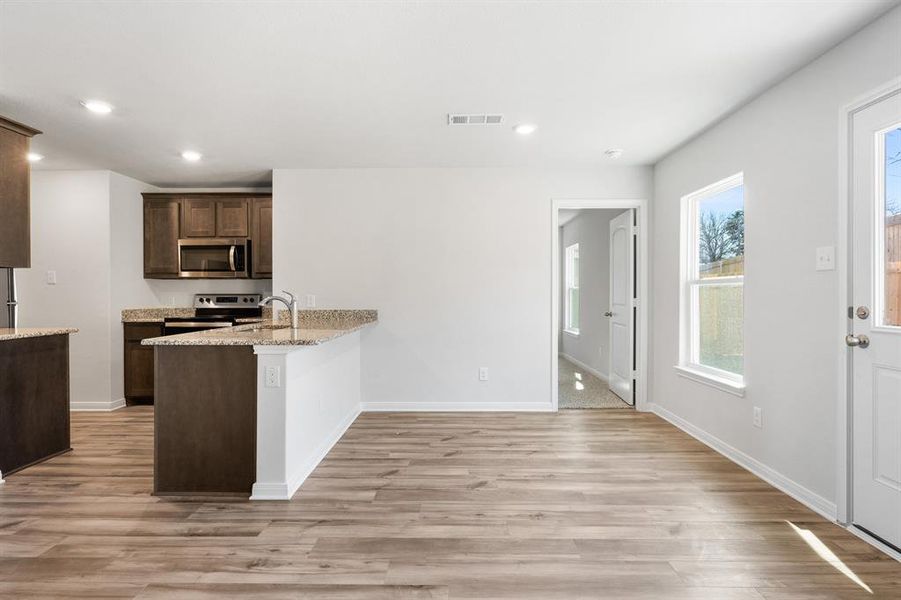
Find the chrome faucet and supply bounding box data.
[259,290,300,329]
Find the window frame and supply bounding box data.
[564,242,580,336]
[677,172,746,393]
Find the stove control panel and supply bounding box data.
[193,293,263,309]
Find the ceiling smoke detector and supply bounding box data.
[605,148,624,159]
[447,113,504,125]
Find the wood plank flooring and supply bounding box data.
[0,407,899,599]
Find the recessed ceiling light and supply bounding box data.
[605,148,624,159]
[181,150,202,162]
[26,152,43,162]
[513,123,537,135]
[81,99,113,114]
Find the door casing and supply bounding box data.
[551,198,649,412]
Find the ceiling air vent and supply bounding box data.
[447,113,504,126]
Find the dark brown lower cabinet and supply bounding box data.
[124,323,163,404]
[154,345,257,496]
[0,334,71,476]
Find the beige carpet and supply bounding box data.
[558,356,631,409]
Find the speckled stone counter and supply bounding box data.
[142,310,378,346]
[0,327,78,342]
[121,308,195,322]
[121,307,271,323]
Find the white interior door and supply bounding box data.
[850,89,901,550]
[608,209,634,404]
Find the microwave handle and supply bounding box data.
[228,246,237,271]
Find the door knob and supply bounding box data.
[604,311,614,317]
[845,334,870,348]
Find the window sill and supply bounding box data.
[563,329,580,337]
[674,365,745,397]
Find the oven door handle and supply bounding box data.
[164,321,234,329]
[228,246,237,271]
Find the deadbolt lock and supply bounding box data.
[856,306,870,320]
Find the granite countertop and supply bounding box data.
[0,327,78,342]
[142,310,378,346]
[121,307,271,323]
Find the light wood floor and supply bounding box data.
[0,407,899,599]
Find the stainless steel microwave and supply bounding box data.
[177,238,249,278]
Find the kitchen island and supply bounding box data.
[143,310,376,499]
[0,327,77,481]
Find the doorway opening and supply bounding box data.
[552,199,649,412]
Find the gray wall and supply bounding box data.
[650,5,901,506]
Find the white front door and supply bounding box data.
[850,89,901,550]
[608,209,634,404]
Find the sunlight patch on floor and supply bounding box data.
[787,521,872,594]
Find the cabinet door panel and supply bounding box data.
[124,323,162,400]
[0,128,31,267]
[251,198,272,277]
[182,198,216,237]
[144,200,180,276]
[216,199,249,237]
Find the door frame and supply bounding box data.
[836,78,901,536]
[551,198,650,412]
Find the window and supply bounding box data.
[564,243,580,335]
[678,173,745,391]
[878,125,901,327]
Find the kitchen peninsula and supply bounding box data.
[143,310,376,500]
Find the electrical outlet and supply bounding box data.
[305,294,316,308]
[46,270,56,285]
[264,365,281,388]
[815,246,835,271]
[479,367,489,381]
[753,406,762,429]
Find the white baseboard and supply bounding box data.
[70,398,126,412]
[251,406,361,501]
[361,402,554,412]
[649,403,837,522]
[559,353,609,383]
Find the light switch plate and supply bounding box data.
[753,406,762,428]
[479,367,489,381]
[305,294,316,308]
[815,246,835,271]
[46,270,57,285]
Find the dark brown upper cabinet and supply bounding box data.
[182,197,249,238]
[216,199,249,237]
[143,197,181,277]
[143,193,271,279]
[251,197,272,277]
[181,198,216,237]
[0,116,42,268]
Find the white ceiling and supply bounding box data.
[1,1,896,186]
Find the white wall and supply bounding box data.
[19,171,114,409]
[559,209,626,378]
[108,178,272,404]
[20,171,271,409]
[650,6,901,511]
[273,167,652,410]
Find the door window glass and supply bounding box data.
[881,126,901,327]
